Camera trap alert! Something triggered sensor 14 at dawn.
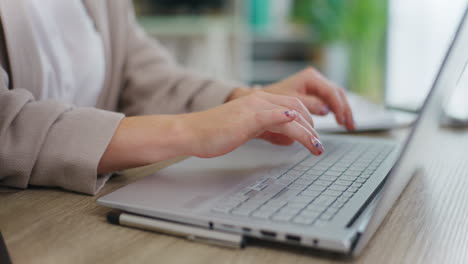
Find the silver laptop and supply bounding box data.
[98,8,468,256]
[313,92,416,132]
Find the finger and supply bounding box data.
[257,91,315,128]
[337,88,355,130]
[253,108,319,141]
[258,132,295,146]
[262,103,319,139]
[299,95,330,116]
[295,111,319,139]
[301,68,347,126]
[272,120,324,156]
[252,108,298,133]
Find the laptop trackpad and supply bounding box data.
[100,140,308,213]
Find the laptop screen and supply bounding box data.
[354,6,468,254]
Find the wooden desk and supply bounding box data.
[2,128,468,264]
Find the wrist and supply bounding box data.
[142,115,192,161]
[98,115,191,173]
[225,87,252,102]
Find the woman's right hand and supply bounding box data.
[178,90,324,159]
[98,91,323,174]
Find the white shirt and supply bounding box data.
[25,0,105,107]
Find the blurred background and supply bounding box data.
[133,0,467,110]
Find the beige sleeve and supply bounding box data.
[0,66,124,195]
[118,2,241,116]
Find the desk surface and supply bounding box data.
[1,129,468,264]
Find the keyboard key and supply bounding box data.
[212,206,233,214]
[272,214,294,222]
[300,174,320,181]
[330,201,345,208]
[290,195,312,203]
[300,157,319,166]
[292,165,309,172]
[351,182,363,188]
[268,167,290,178]
[275,189,301,201]
[314,164,330,171]
[313,219,329,227]
[335,180,353,186]
[293,215,315,225]
[312,196,336,207]
[301,190,321,198]
[348,168,365,174]
[286,170,303,176]
[320,212,334,221]
[307,185,327,192]
[348,186,359,193]
[328,184,347,192]
[299,210,321,218]
[296,178,315,185]
[278,207,301,216]
[360,173,372,179]
[314,180,333,187]
[305,204,326,213]
[343,170,361,176]
[252,210,273,219]
[288,183,305,190]
[355,178,366,183]
[306,169,324,176]
[319,175,338,182]
[231,208,254,216]
[342,192,354,198]
[324,171,341,177]
[261,201,287,211]
[250,183,268,191]
[337,196,350,203]
[340,175,358,182]
[285,202,307,210]
[322,190,342,197]
[326,207,339,215]
[276,178,294,186]
[329,167,346,173]
[319,174,338,182]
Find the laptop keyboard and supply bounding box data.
[211,140,394,226]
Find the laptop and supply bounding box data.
[313,92,416,132]
[98,7,468,256]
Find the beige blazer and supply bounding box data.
[0,0,238,194]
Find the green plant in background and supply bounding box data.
[291,0,387,102]
[291,0,346,44]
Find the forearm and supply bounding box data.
[97,115,190,174]
[99,87,250,174]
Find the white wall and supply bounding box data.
[386,0,467,110]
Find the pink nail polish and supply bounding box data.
[320,106,330,115]
[312,137,324,153]
[284,110,297,118]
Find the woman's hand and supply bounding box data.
[98,91,323,174]
[228,67,355,131]
[179,91,323,158]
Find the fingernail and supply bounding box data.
[312,137,324,154]
[284,110,297,118]
[342,116,347,125]
[319,106,330,115]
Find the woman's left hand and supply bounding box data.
[227,67,355,145]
